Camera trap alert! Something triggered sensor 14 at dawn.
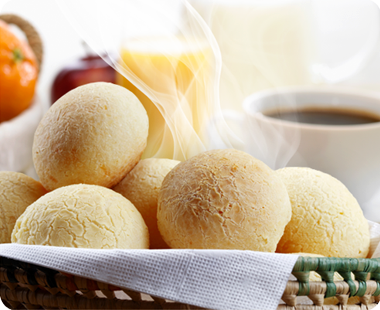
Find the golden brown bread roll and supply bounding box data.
[0,171,46,243]
[33,82,149,191]
[113,158,180,249]
[276,167,370,258]
[157,149,292,251]
[12,184,149,249]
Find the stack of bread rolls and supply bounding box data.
[0,82,370,260]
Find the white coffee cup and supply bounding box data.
[220,87,380,221]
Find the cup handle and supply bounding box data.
[313,0,380,83]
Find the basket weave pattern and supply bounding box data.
[0,256,379,309]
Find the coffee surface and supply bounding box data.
[264,107,380,125]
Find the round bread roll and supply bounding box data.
[157,149,292,251]
[0,171,46,243]
[113,158,180,249]
[12,184,149,249]
[276,167,370,258]
[33,82,149,191]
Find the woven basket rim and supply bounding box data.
[0,254,379,309]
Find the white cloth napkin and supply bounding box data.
[0,96,44,173]
[0,244,297,310]
[0,220,379,310]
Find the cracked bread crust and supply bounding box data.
[33,82,149,191]
[11,184,149,249]
[113,158,180,249]
[157,149,292,251]
[0,172,47,243]
[276,167,370,258]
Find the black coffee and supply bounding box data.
[264,107,380,125]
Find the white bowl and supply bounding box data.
[0,96,44,173]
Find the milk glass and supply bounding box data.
[116,38,213,159]
[56,0,233,161]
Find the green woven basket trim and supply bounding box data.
[298,282,310,296]
[351,260,370,297]
[355,258,367,272]
[355,258,378,273]
[372,259,380,279]
[336,258,358,272]
[352,257,375,297]
[293,257,304,271]
[317,271,335,282]
[325,282,337,298]
[368,259,379,272]
[346,279,358,297]
[371,272,380,281]
[374,283,380,297]
[338,271,356,297]
[317,270,337,298]
[292,257,380,298]
[292,271,310,283]
[354,280,367,297]
[294,257,380,273]
[354,271,369,282]
[317,257,341,272]
[293,257,319,272]
[339,271,353,281]
[371,258,380,274]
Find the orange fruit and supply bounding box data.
[0,20,38,123]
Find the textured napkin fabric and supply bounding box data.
[0,244,298,310]
[1,221,379,310]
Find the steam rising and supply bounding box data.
[55,0,298,165]
[190,0,316,111]
[55,0,379,220]
[55,0,242,161]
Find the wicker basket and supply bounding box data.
[0,12,378,310]
[0,255,379,309]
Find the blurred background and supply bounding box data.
[1,0,380,110]
[1,0,380,219]
[1,0,380,102]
